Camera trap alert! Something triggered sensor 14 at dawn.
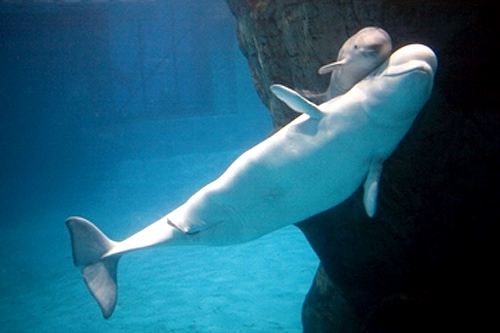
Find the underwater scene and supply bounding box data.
[2,0,497,332]
[0,1,319,331]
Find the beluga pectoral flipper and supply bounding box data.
[363,160,383,218]
[66,43,437,319]
[270,84,324,119]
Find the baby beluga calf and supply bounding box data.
[303,26,392,103]
[66,44,437,319]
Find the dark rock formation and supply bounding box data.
[226,0,496,331]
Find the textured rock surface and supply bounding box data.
[226,0,496,331]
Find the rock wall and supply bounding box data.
[226,0,496,331]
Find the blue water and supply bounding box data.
[0,1,318,331]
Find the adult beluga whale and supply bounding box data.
[303,27,392,103]
[66,44,437,319]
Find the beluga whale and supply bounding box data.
[302,26,392,103]
[66,43,437,319]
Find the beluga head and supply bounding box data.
[361,44,438,127]
[384,44,438,78]
[319,26,393,75]
[315,27,393,101]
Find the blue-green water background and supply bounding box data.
[0,1,318,331]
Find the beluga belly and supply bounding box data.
[66,43,437,319]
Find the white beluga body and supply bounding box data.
[304,26,392,103]
[66,44,437,319]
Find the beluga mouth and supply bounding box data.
[383,44,438,77]
[383,60,435,77]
